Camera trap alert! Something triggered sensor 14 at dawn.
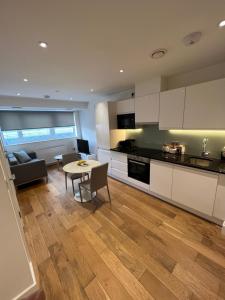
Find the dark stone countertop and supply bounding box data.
[111,147,225,174]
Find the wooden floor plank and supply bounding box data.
[17,167,225,300]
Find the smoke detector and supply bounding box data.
[183,31,202,46]
[151,48,167,59]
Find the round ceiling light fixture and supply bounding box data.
[182,31,202,46]
[23,78,28,82]
[218,20,225,28]
[151,48,167,59]
[38,41,48,48]
[119,69,124,73]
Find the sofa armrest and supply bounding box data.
[27,151,37,159]
[11,159,47,186]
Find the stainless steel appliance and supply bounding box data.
[117,113,135,129]
[127,154,150,184]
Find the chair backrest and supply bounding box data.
[62,152,81,166]
[90,163,108,192]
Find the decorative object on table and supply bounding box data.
[62,152,83,195]
[78,163,111,212]
[77,160,88,166]
[162,142,185,154]
[7,151,48,186]
[62,159,101,202]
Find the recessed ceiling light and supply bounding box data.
[16,92,21,96]
[90,88,94,92]
[218,20,225,28]
[23,78,28,82]
[119,69,124,73]
[151,48,167,59]
[38,41,48,48]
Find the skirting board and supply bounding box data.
[109,174,224,227]
[13,262,38,300]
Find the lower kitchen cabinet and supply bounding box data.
[150,160,173,198]
[172,166,218,216]
[97,148,111,174]
[213,174,225,221]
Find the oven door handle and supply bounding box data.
[129,160,146,166]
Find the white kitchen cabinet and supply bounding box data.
[213,174,225,221]
[135,93,159,123]
[95,102,111,149]
[97,149,111,174]
[159,88,185,129]
[111,151,127,163]
[117,98,135,114]
[172,166,218,215]
[150,160,173,198]
[183,78,225,129]
[111,159,127,173]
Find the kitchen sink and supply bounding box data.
[188,157,213,168]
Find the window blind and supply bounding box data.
[0,111,75,130]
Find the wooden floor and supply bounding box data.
[18,166,225,300]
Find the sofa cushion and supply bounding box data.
[7,153,19,166]
[13,150,32,163]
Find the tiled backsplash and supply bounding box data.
[125,124,225,159]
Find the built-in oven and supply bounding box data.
[128,154,150,184]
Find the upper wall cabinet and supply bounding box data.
[116,98,135,115]
[183,78,225,129]
[135,93,159,123]
[159,87,185,129]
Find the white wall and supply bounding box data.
[79,88,134,154]
[0,144,36,300]
[5,138,76,164]
[168,60,225,89]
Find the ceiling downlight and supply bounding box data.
[151,48,167,59]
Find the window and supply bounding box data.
[2,126,77,145]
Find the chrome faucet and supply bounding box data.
[201,137,210,157]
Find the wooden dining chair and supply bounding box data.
[78,163,111,211]
[62,152,82,195]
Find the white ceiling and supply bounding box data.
[1,0,225,102]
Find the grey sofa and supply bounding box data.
[8,151,48,186]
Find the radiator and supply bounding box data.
[36,144,67,164]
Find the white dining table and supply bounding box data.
[63,159,101,202]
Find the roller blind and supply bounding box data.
[0,111,75,130]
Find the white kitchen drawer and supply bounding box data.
[111,151,127,163]
[172,166,218,216]
[111,160,127,173]
[213,174,225,221]
[150,160,173,199]
[111,168,128,181]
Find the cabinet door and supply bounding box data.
[117,98,135,114]
[159,88,185,129]
[172,166,218,215]
[213,174,225,221]
[95,102,110,149]
[135,93,159,123]
[183,78,225,129]
[150,160,173,198]
[97,149,111,174]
